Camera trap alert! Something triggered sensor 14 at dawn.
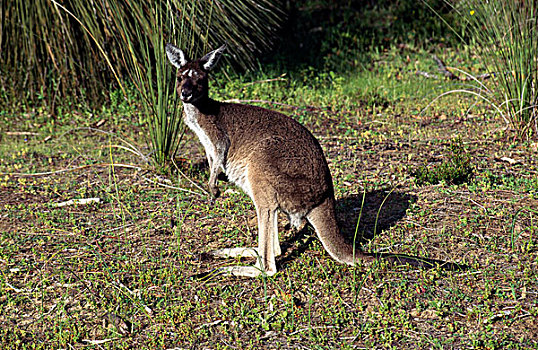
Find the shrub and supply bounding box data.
[0,0,285,109]
[467,0,537,138]
[413,140,474,185]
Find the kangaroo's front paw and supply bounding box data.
[209,185,221,198]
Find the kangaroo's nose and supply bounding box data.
[181,80,192,95]
[181,80,193,98]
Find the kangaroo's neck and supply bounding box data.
[183,97,221,118]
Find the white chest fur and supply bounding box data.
[183,103,216,164]
[183,103,252,198]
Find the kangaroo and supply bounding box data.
[166,44,465,277]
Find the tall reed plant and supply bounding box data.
[456,0,538,138]
[1,0,284,110]
[106,1,184,168]
[1,0,285,166]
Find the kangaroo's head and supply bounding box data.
[165,44,226,104]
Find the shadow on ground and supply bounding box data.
[278,190,417,268]
[336,190,416,243]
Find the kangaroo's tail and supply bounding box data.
[307,196,373,265]
[367,252,468,271]
[307,196,468,271]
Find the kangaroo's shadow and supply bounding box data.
[280,190,417,266]
[336,190,416,245]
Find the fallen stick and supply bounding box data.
[51,197,101,207]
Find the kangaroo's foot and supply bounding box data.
[217,264,276,278]
[190,264,276,279]
[211,245,285,259]
[209,185,221,198]
[210,247,259,259]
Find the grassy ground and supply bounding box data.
[1,2,538,349]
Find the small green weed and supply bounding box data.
[412,139,474,185]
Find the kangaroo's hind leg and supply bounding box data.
[211,205,279,277]
[208,157,281,277]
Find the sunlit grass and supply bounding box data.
[1,46,537,347]
[430,0,538,139]
[1,1,537,348]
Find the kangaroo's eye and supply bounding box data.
[180,69,200,79]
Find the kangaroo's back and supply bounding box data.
[217,102,334,215]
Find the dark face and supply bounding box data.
[176,62,209,104]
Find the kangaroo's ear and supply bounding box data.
[166,43,188,68]
[200,44,226,71]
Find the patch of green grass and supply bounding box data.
[474,171,538,196]
[412,139,474,185]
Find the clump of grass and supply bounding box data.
[466,1,538,138]
[412,140,474,185]
[105,1,183,168]
[434,0,538,139]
